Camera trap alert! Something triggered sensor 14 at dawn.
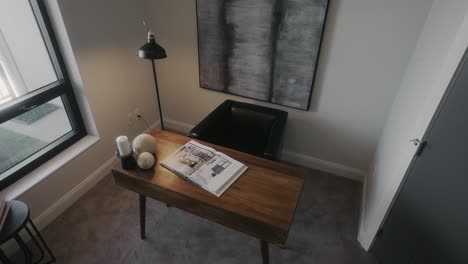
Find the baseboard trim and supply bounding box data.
[31,121,162,231]
[162,118,366,181]
[164,118,193,134]
[34,156,118,230]
[358,175,372,251]
[281,150,365,181]
[147,120,160,132]
[1,155,118,255]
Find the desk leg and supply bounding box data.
[139,194,146,240]
[260,240,269,264]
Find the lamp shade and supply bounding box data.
[138,34,167,60]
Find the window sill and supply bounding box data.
[0,135,100,200]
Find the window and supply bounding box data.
[0,0,86,190]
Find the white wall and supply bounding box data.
[358,0,468,250]
[147,0,433,177]
[2,0,159,220]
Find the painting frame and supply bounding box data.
[195,0,330,111]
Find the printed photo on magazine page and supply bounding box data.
[162,142,215,176]
[190,154,232,186]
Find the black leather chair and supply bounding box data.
[188,100,288,160]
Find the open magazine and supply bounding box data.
[160,141,247,197]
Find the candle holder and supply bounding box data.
[116,151,137,170]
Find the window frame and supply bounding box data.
[0,0,87,190]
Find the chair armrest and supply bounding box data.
[263,111,288,160]
[188,100,232,140]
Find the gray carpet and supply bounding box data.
[35,169,376,263]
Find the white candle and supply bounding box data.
[116,136,131,156]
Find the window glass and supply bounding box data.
[0,0,86,190]
[0,0,58,106]
[0,97,72,177]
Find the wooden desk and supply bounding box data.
[112,130,304,263]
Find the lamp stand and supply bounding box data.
[151,59,164,130]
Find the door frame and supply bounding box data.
[369,46,468,251]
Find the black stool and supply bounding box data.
[0,201,55,264]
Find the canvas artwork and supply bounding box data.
[196,0,329,110]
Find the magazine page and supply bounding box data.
[190,152,246,195]
[160,141,216,177]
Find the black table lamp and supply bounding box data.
[138,27,167,130]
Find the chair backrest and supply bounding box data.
[229,101,280,137]
[224,100,287,157]
[188,99,288,159]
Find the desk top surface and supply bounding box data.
[112,130,304,243]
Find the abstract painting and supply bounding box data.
[196,0,329,110]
